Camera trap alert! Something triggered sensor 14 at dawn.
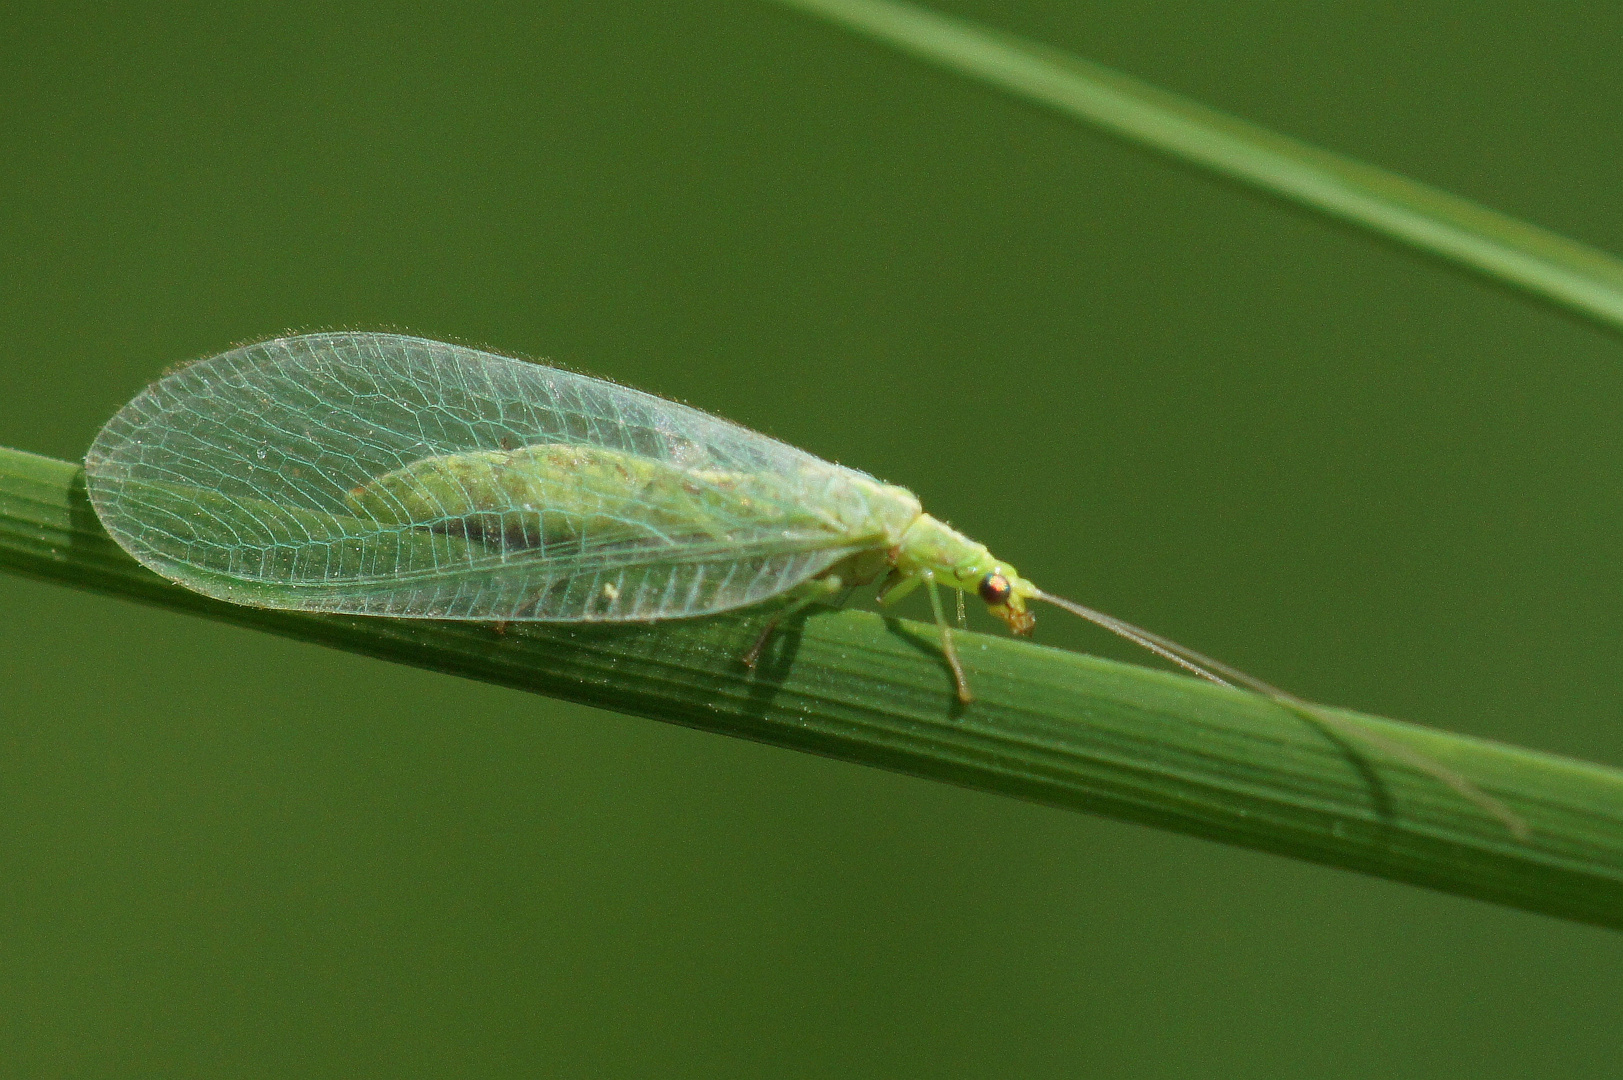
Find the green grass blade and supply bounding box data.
[770,0,1623,333]
[5,444,1622,928]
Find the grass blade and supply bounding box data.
[770,0,1623,333]
[5,443,1622,928]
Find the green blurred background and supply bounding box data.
[4,1,1622,1075]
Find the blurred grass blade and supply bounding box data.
[5,444,1623,929]
[770,0,1623,333]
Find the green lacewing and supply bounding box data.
[84,332,1525,836]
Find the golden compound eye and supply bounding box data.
[978,572,1012,605]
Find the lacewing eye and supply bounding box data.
[978,572,1012,605]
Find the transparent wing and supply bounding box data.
[85,332,911,621]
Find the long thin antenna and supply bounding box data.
[1033,590,1530,840]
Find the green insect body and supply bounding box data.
[345,441,907,559]
[343,439,1039,648]
[83,332,1526,836]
